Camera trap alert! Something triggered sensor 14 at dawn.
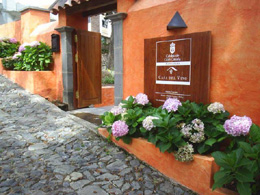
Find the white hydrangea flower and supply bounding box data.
[174,144,194,162]
[142,116,159,131]
[180,119,205,143]
[207,102,225,114]
[191,118,204,132]
[180,124,192,138]
[110,106,126,116]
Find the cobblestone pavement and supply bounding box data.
[0,75,196,195]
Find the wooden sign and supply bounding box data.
[144,31,211,107]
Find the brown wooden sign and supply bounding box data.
[144,31,211,107]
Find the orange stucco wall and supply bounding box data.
[0,61,57,100]
[0,20,21,40]
[119,0,260,125]
[0,9,63,101]
[58,9,88,30]
[98,128,237,195]
[95,86,114,107]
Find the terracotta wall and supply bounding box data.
[58,9,88,30]
[0,9,63,101]
[119,0,260,125]
[95,86,114,107]
[0,20,21,40]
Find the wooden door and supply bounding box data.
[75,30,102,108]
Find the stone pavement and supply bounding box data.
[0,75,196,195]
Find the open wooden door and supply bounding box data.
[74,30,102,108]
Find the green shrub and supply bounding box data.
[15,41,52,71]
[101,95,260,194]
[102,69,114,84]
[2,57,16,70]
[212,124,260,195]
[0,37,20,58]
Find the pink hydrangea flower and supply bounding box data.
[162,98,182,112]
[9,38,17,44]
[29,41,40,47]
[18,45,25,52]
[224,115,252,136]
[112,120,129,137]
[12,52,21,60]
[135,93,149,105]
[110,106,126,116]
[18,42,30,52]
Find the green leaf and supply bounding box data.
[148,134,157,145]
[205,138,217,146]
[191,102,200,114]
[217,136,227,142]
[129,127,136,135]
[140,127,147,133]
[212,172,233,190]
[211,151,234,169]
[237,182,252,195]
[216,124,225,132]
[235,168,255,183]
[197,143,211,154]
[156,135,168,142]
[104,112,115,124]
[249,124,260,144]
[237,158,254,167]
[122,136,132,144]
[239,142,253,154]
[157,142,171,153]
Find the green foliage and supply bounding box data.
[0,38,20,58]
[146,107,186,153]
[1,57,20,70]
[102,69,114,84]
[101,97,259,194]
[102,74,114,84]
[174,101,230,154]
[212,124,260,195]
[15,42,52,71]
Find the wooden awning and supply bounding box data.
[50,0,117,16]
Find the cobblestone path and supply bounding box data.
[0,75,196,195]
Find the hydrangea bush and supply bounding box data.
[101,94,259,194]
[1,40,53,71]
[0,37,20,58]
[15,41,52,71]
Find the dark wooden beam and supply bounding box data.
[82,3,116,17]
[66,0,116,15]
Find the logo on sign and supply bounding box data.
[167,67,177,74]
[170,42,175,54]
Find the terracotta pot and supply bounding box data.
[98,128,237,195]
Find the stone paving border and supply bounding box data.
[0,75,196,195]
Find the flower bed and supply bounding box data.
[0,38,53,71]
[98,128,237,195]
[100,94,260,195]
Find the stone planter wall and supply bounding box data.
[98,128,237,195]
[0,60,59,101]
